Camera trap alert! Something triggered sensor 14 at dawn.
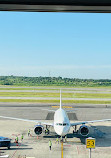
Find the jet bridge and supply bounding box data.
[0,0,111,12]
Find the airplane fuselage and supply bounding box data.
[54,108,70,136]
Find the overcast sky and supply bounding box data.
[0,12,111,79]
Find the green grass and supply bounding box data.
[75,93,111,98]
[0,87,78,91]
[1,85,111,89]
[0,99,110,104]
[0,92,67,97]
[0,86,111,104]
[0,92,111,98]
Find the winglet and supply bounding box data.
[60,89,62,109]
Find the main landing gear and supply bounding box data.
[73,125,78,134]
[45,125,50,135]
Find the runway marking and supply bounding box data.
[52,106,72,108]
[11,143,22,158]
[64,144,71,147]
[78,145,87,154]
[12,133,20,136]
[77,146,80,155]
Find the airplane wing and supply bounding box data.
[70,119,111,126]
[0,116,53,126]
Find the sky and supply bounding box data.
[0,12,111,79]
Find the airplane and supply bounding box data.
[0,90,111,138]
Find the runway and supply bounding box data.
[1,96,111,101]
[1,90,111,94]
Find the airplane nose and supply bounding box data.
[54,125,70,136]
[57,128,67,136]
[57,131,64,136]
[55,128,63,136]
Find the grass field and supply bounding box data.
[0,85,111,90]
[0,92,111,98]
[0,86,111,104]
[0,99,110,104]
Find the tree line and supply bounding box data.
[0,76,111,86]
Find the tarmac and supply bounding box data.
[0,103,111,158]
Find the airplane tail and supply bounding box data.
[60,89,62,109]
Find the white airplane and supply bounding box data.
[0,90,111,137]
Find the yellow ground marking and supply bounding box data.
[61,141,63,158]
[52,106,72,108]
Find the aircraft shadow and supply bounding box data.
[92,125,111,147]
[11,142,28,147]
[43,125,111,147]
[0,147,32,150]
[43,133,77,138]
[73,125,111,147]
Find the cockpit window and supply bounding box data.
[56,123,69,126]
[63,123,66,126]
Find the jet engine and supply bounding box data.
[79,125,89,136]
[34,125,44,135]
